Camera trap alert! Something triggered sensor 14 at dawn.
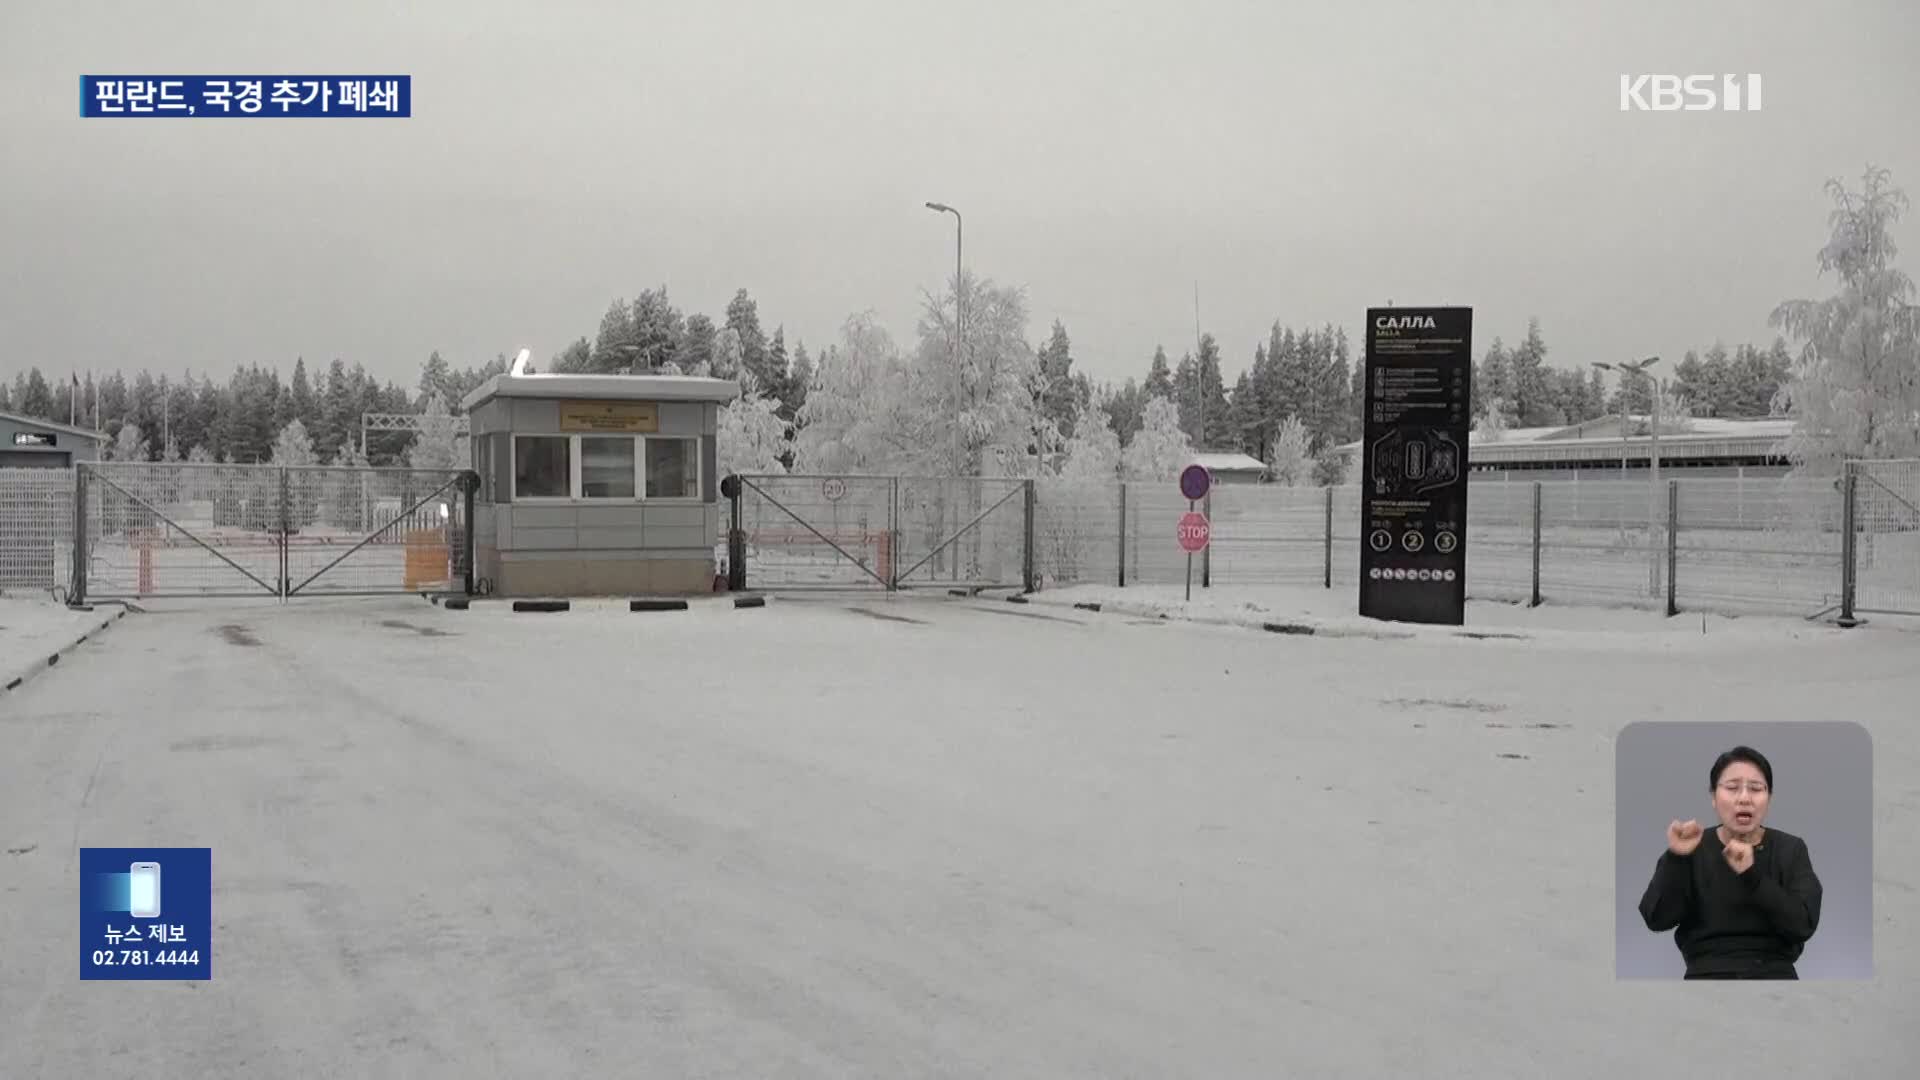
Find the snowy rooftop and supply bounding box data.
[1332,416,1796,454]
[462,372,740,411]
[0,409,109,441]
[1191,452,1269,473]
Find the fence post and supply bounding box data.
[1117,481,1128,587]
[277,467,291,601]
[70,465,89,607]
[889,475,901,591]
[1666,480,1679,617]
[462,470,478,597]
[725,475,747,592]
[1530,481,1543,608]
[1022,479,1037,593]
[1839,469,1859,627]
[1324,485,1334,589]
[1201,488,1212,588]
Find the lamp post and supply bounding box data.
[1593,356,1662,596]
[925,202,963,478]
[927,201,965,580]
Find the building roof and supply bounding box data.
[1333,415,1796,456]
[1192,452,1269,473]
[0,410,110,441]
[462,372,740,411]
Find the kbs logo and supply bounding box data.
[1619,74,1762,111]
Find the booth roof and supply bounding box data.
[462,372,741,411]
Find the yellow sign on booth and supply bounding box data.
[558,400,659,433]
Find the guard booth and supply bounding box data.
[460,370,738,597]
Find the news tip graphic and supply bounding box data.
[80,76,410,117]
[79,847,211,981]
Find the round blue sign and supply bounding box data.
[1179,463,1211,501]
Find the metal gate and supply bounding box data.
[727,473,1035,592]
[72,462,476,603]
[1847,459,1920,617]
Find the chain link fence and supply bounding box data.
[0,468,74,597]
[7,461,1915,618]
[1033,471,1915,620]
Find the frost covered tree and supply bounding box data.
[273,418,322,527]
[792,311,913,474]
[1122,396,1194,481]
[1056,410,1123,482]
[1653,382,1694,435]
[273,418,317,466]
[1772,166,1920,472]
[405,394,462,472]
[706,327,741,380]
[915,270,1044,477]
[716,371,790,475]
[327,438,371,530]
[108,422,148,462]
[1267,414,1313,486]
[1475,399,1511,441]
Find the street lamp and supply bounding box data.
[927,201,966,580]
[926,202,964,478]
[1592,356,1663,596]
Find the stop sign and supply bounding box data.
[1177,511,1211,553]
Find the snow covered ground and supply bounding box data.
[1,591,1915,1077]
[0,596,119,690]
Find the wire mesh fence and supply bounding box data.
[1028,472,1901,619]
[72,462,471,600]
[1850,459,1920,615]
[0,468,74,596]
[7,460,1913,617]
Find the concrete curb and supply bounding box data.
[439,595,766,612]
[631,599,690,612]
[2,607,129,696]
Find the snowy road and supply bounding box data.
[1,594,1915,1078]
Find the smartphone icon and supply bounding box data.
[128,862,162,919]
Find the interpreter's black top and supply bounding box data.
[1638,825,1822,977]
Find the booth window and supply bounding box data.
[512,434,699,501]
[646,438,700,499]
[513,436,571,498]
[581,437,637,498]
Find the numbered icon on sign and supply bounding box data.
[822,478,847,501]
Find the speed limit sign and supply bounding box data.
[822,477,847,501]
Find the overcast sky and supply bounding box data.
[3,0,1916,394]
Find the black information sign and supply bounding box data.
[13,432,57,447]
[1359,307,1471,625]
